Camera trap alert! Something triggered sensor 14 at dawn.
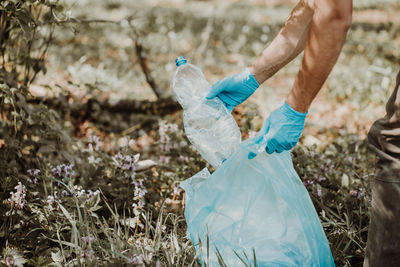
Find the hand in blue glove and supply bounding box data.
[248,102,307,159]
[206,69,259,112]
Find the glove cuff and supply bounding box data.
[283,101,308,118]
[244,68,260,90]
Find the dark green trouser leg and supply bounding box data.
[364,70,400,267]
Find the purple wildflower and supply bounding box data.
[82,235,95,244]
[27,169,40,184]
[47,190,60,207]
[30,169,40,176]
[159,122,179,163]
[61,190,69,197]
[70,185,100,202]
[64,164,74,178]
[351,188,365,199]
[134,185,147,201]
[159,122,178,153]
[303,179,313,186]
[132,179,147,215]
[127,255,144,264]
[52,163,74,180]
[8,182,26,209]
[112,153,139,179]
[171,184,182,196]
[87,189,100,199]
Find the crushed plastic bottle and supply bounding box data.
[171,56,241,167]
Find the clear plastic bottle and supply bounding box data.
[171,56,241,167]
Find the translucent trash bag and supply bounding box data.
[180,135,335,266]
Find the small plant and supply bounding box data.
[292,134,375,265]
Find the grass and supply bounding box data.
[1,118,375,266]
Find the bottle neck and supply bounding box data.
[176,56,187,67]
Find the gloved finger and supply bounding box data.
[254,119,271,145]
[265,139,278,154]
[274,140,292,153]
[206,81,224,99]
[266,144,275,154]
[248,120,271,159]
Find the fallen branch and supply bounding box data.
[134,40,163,99]
[28,95,180,117]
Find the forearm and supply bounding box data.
[249,0,314,85]
[287,0,352,113]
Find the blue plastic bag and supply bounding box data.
[180,137,335,266]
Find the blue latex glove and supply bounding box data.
[248,102,307,159]
[206,69,259,112]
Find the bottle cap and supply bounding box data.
[175,56,187,67]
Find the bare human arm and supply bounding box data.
[249,0,314,84]
[250,0,353,113]
[207,0,353,155]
